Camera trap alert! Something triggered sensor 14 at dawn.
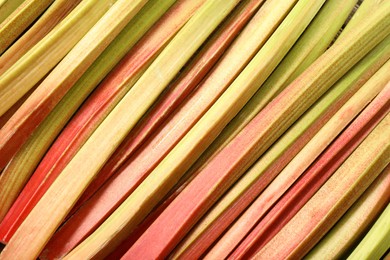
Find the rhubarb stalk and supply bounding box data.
[0,0,54,54]
[0,0,82,74]
[0,0,241,258]
[43,0,291,257]
[306,165,390,259]
[228,75,390,259]
[254,112,390,259]
[347,203,390,259]
[76,0,265,210]
[0,0,181,243]
[174,34,390,260]
[185,0,357,178]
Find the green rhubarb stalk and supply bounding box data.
[306,165,390,259]
[87,0,331,258]
[0,0,116,117]
[76,0,267,206]
[227,80,390,259]
[0,0,177,226]
[255,111,390,259]
[240,55,390,209]
[173,33,390,260]
[126,17,389,260]
[0,0,82,74]
[40,0,293,257]
[0,0,148,170]
[340,0,382,38]
[0,0,25,24]
[0,0,54,55]
[0,0,241,258]
[347,201,390,259]
[186,0,357,177]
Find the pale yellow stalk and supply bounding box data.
[176,32,390,260]
[0,0,82,74]
[0,0,178,223]
[67,0,328,258]
[204,39,390,259]
[0,0,240,258]
[183,0,356,192]
[0,0,116,115]
[251,57,390,205]
[306,165,390,259]
[0,0,54,54]
[256,112,390,259]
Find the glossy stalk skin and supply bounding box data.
[307,165,390,259]
[75,0,265,212]
[229,76,390,259]
[0,0,119,168]
[0,0,54,54]
[46,0,287,257]
[0,0,183,246]
[0,0,82,75]
[254,112,390,259]
[347,202,390,259]
[1,0,242,259]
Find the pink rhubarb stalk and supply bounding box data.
[123,5,389,258]
[253,111,390,259]
[172,35,390,259]
[41,0,266,257]
[73,0,263,212]
[1,0,243,258]
[0,0,196,245]
[229,79,390,259]
[306,164,390,259]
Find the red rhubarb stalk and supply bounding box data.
[253,112,390,259]
[229,79,390,259]
[1,0,243,258]
[0,0,127,169]
[172,35,390,259]
[123,5,389,258]
[42,0,267,257]
[74,0,263,211]
[306,164,390,259]
[0,0,195,245]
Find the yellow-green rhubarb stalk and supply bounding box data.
[0,0,54,54]
[0,0,242,258]
[0,0,82,74]
[307,165,390,259]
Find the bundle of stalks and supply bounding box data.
[0,0,389,259]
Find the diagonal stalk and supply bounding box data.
[229,75,390,259]
[0,0,242,258]
[347,202,390,259]
[254,112,390,259]
[44,0,290,257]
[0,0,82,74]
[306,164,390,259]
[0,0,180,243]
[0,0,25,24]
[0,0,54,54]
